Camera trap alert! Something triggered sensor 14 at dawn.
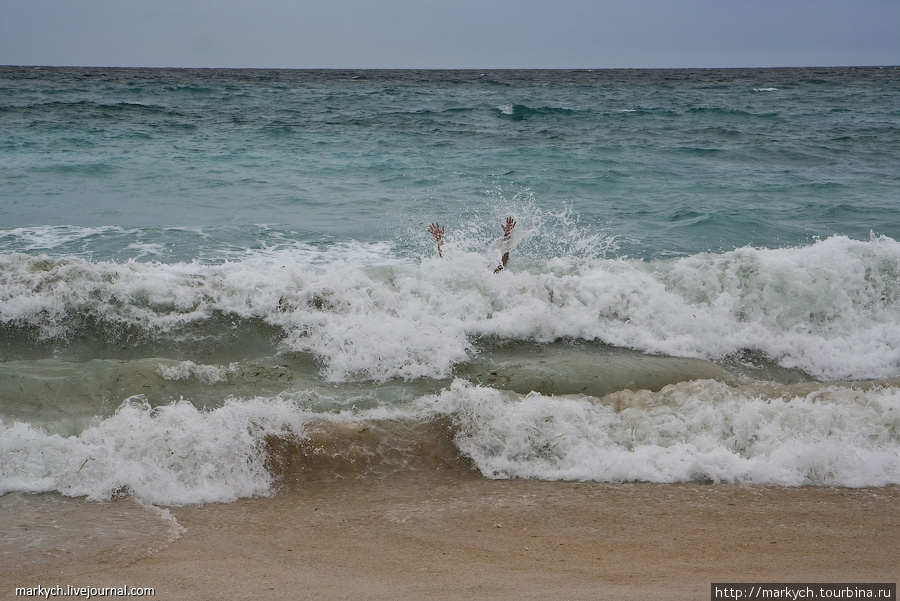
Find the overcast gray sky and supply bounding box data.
[2,0,898,69]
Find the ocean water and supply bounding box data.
[2,66,900,526]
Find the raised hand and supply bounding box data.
[494,216,516,273]
[428,222,445,257]
[501,216,516,239]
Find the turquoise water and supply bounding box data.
[2,67,898,259]
[2,66,900,504]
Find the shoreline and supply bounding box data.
[3,478,897,601]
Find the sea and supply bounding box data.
[1,66,899,562]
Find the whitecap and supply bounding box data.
[421,379,900,487]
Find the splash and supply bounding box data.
[423,379,900,487]
[2,228,900,381]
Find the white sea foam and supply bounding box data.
[4,380,899,505]
[422,379,900,487]
[0,396,308,505]
[0,226,130,251]
[126,242,168,259]
[1,234,899,381]
[156,361,232,384]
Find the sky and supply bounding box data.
[1,0,898,69]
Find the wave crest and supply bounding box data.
[2,234,899,381]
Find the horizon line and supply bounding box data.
[3,64,898,71]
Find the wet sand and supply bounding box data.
[3,478,898,601]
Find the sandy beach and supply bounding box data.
[3,477,897,601]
